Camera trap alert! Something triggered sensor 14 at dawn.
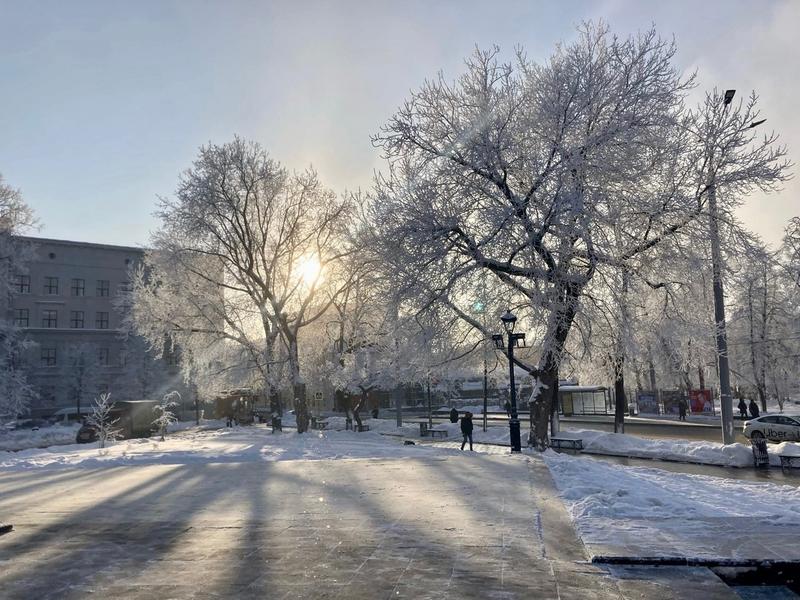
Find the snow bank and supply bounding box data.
[544,450,800,525]
[0,424,81,452]
[557,429,754,467]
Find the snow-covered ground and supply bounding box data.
[545,450,800,523]
[0,423,81,452]
[543,450,800,562]
[0,423,467,470]
[556,428,800,468]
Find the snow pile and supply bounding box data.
[773,442,800,458]
[0,424,81,452]
[557,429,754,467]
[0,425,462,470]
[544,450,800,527]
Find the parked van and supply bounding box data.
[49,407,91,425]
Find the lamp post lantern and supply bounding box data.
[494,309,524,452]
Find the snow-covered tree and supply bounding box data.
[86,393,120,449]
[152,391,180,441]
[368,24,790,449]
[63,343,103,417]
[127,138,356,433]
[0,174,37,420]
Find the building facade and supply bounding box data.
[8,236,188,418]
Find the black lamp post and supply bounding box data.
[492,309,525,452]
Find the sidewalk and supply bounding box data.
[0,452,740,599]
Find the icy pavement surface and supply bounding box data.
[0,452,740,599]
[544,450,800,565]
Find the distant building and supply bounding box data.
[8,236,190,418]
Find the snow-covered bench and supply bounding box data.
[550,436,582,450]
[429,428,448,439]
[779,455,800,469]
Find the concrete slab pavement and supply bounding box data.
[0,454,738,599]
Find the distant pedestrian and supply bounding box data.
[460,411,474,451]
[678,397,688,421]
[738,398,748,419]
[371,408,379,419]
[504,400,511,417]
[748,399,760,418]
[226,414,233,427]
[449,407,459,423]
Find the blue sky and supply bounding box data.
[1,0,797,247]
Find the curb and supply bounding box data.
[591,555,800,568]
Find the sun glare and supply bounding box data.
[297,256,323,285]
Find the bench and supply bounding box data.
[429,428,448,439]
[779,455,800,469]
[550,437,582,450]
[311,419,329,430]
[356,424,370,432]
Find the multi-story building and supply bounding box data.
[8,236,189,418]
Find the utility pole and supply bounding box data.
[709,89,736,444]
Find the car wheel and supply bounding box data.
[751,431,764,439]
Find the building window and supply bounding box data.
[95,312,109,329]
[41,310,58,328]
[98,347,110,366]
[13,274,30,294]
[117,281,133,295]
[13,308,29,327]
[41,347,57,367]
[44,277,59,295]
[71,278,85,296]
[97,280,110,297]
[70,311,84,328]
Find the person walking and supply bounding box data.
[460,411,474,451]
[738,398,748,419]
[504,400,511,417]
[449,407,459,423]
[678,396,688,421]
[748,399,760,418]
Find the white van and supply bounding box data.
[49,407,90,425]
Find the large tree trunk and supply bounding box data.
[530,282,580,450]
[530,366,556,451]
[287,336,309,433]
[352,390,366,429]
[613,357,626,434]
[648,350,657,392]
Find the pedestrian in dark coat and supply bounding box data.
[678,397,688,421]
[748,399,760,418]
[449,407,459,423]
[460,412,474,451]
[504,401,511,417]
[738,398,748,418]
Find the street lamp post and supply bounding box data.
[708,89,766,445]
[492,309,525,452]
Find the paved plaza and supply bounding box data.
[1,453,743,599]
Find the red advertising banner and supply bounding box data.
[690,389,713,414]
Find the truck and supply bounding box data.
[76,399,159,443]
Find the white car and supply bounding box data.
[743,415,800,442]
